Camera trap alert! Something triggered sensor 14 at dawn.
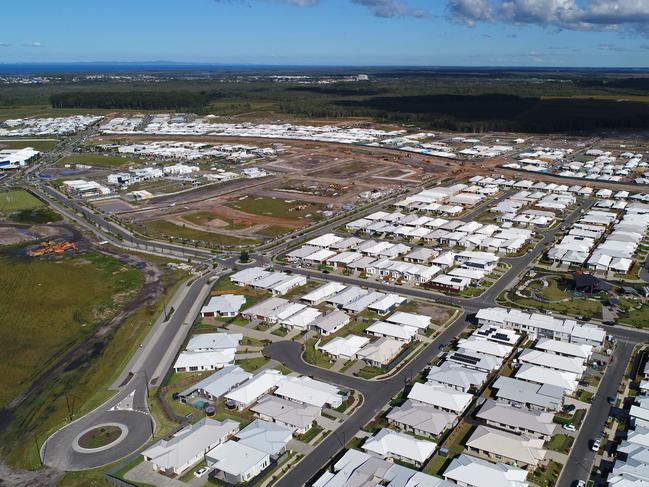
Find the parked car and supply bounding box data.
[607,395,616,405]
[194,467,209,478]
[591,439,601,452]
[563,423,576,432]
[576,481,586,487]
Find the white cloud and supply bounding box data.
[447,0,649,34]
[23,41,45,48]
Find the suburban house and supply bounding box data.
[141,418,239,476]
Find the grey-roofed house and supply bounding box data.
[178,365,252,401]
[475,399,556,440]
[235,419,292,458]
[387,399,458,438]
[309,310,350,335]
[427,362,488,393]
[250,395,320,434]
[492,376,564,411]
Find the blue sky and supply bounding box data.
[1,0,648,66]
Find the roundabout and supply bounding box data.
[73,423,129,453]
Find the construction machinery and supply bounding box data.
[27,240,77,257]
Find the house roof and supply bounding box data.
[302,282,347,303]
[408,382,472,414]
[427,362,487,390]
[466,425,547,466]
[201,294,246,315]
[186,332,242,351]
[363,428,436,464]
[235,419,292,456]
[387,399,456,436]
[476,399,556,437]
[442,454,530,487]
[142,418,239,471]
[366,321,419,341]
[309,310,350,333]
[225,369,284,406]
[250,395,320,430]
[319,335,369,358]
[207,440,268,476]
[179,365,251,398]
[273,375,341,408]
[386,312,431,330]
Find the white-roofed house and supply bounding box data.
[207,441,270,484]
[224,369,285,410]
[319,335,370,360]
[273,375,342,409]
[363,428,436,467]
[442,453,530,487]
[142,418,239,476]
[201,294,247,318]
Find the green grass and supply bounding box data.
[237,356,269,372]
[8,207,62,224]
[576,389,594,403]
[296,424,324,443]
[303,338,334,369]
[227,197,322,220]
[619,303,649,328]
[508,291,602,320]
[0,139,59,151]
[0,190,44,212]
[545,434,574,454]
[0,251,143,409]
[528,460,562,487]
[355,365,386,379]
[77,425,122,449]
[0,258,186,470]
[271,327,289,337]
[141,219,259,247]
[56,154,137,168]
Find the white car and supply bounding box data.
[591,439,601,452]
[576,481,586,487]
[563,423,576,432]
[194,467,209,478]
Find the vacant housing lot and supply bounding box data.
[0,251,144,409]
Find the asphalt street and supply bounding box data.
[557,340,635,487]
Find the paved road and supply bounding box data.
[42,271,216,470]
[557,340,635,487]
[265,311,469,487]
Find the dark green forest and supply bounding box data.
[2,68,649,133]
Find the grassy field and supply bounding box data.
[0,189,44,212]
[227,196,322,220]
[507,291,602,320]
[56,154,135,168]
[0,139,59,151]
[0,256,187,471]
[0,251,143,409]
[141,219,259,247]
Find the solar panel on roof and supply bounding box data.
[493,333,510,341]
[451,352,481,366]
